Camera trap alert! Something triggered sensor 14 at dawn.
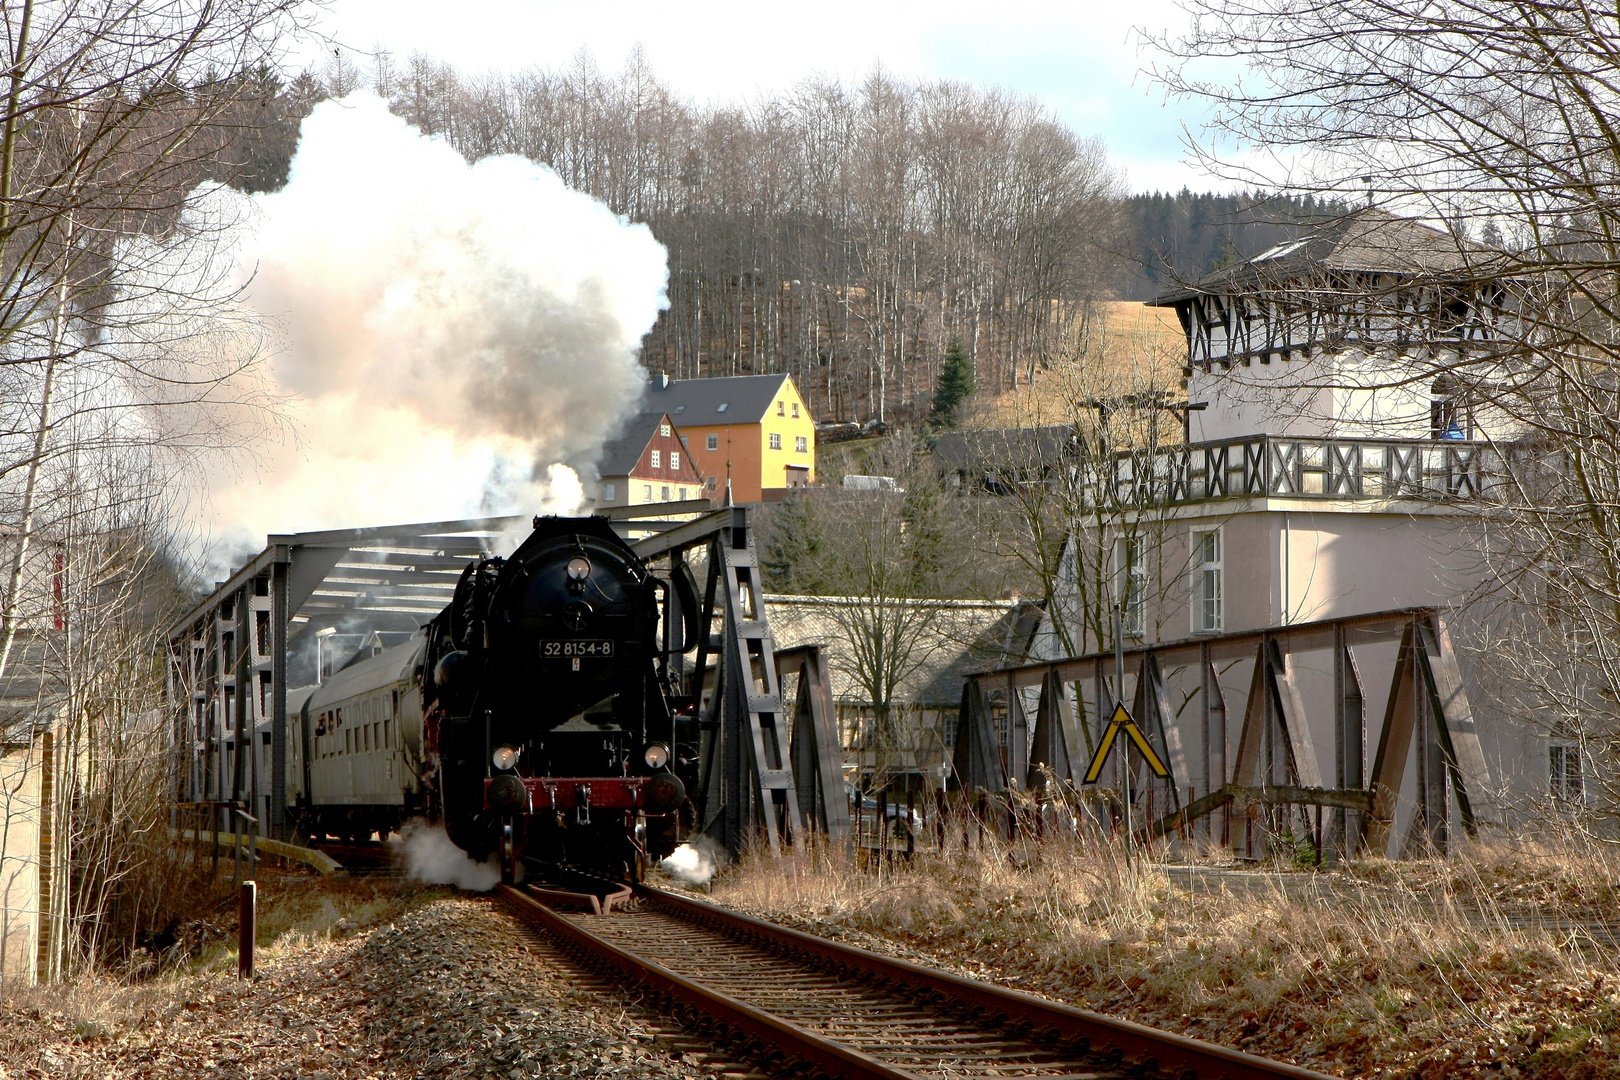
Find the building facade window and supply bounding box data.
[651,450,661,468]
[777,400,785,415]
[707,434,718,450]
[661,485,670,501]
[678,487,687,500]
[1116,537,1147,637]
[792,402,799,418]
[706,476,717,491]
[660,423,671,437]
[1550,740,1584,802]
[602,483,616,501]
[671,451,679,470]
[796,436,807,453]
[1192,527,1223,633]
[643,484,653,501]
[769,433,782,450]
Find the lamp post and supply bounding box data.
[316,626,337,685]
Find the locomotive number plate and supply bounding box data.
[541,639,615,659]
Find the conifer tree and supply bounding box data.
[930,338,975,429]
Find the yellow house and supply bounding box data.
[646,374,816,503]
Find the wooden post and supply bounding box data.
[238,880,256,979]
[906,788,915,858]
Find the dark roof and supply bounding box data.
[932,427,1075,472]
[645,374,790,425]
[597,411,670,478]
[0,633,61,745]
[764,596,1044,707]
[1148,208,1505,305]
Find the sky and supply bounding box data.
[301,0,1233,195]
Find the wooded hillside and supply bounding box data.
[230,54,1344,424]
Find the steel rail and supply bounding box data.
[498,884,920,1080]
[638,885,1339,1080]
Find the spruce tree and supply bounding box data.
[930,337,975,429]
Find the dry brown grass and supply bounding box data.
[707,828,1620,1079]
[0,871,441,1049]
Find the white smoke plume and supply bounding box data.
[194,93,666,564]
[660,837,724,888]
[401,822,500,892]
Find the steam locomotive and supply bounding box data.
[283,515,698,881]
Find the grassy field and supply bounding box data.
[707,829,1620,1079]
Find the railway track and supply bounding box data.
[498,882,1337,1080]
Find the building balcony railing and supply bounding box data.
[1105,434,1514,508]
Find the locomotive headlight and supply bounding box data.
[643,743,671,769]
[492,745,521,771]
[566,556,591,581]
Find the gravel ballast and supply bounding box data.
[0,890,737,1080]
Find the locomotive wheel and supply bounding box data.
[500,820,517,885]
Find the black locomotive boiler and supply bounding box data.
[292,514,698,882]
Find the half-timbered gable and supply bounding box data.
[1150,209,1515,442]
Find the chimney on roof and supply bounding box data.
[650,373,670,390]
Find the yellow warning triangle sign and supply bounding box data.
[1082,703,1170,784]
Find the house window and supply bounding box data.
[1116,537,1147,637]
[678,487,687,500]
[792,402,799,418]
[643,484,653,500]
[660,423,672,437]
[1192,527,1223,633]
[770,433,782,450]
[661,485,671,501]
[1550,740,1584,802]
[602,483,616,501]
[777,400,785,416]
[651,449,661,468]
[796,436,807,453]
[671,451,680,470]
[707,434,718,450]
[706,477,717,491]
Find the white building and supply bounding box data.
[985,210,1571,856]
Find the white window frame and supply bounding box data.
[707,434,718,450]
[769,432,782,450]
[796,436,807,453]
[650,449,661,468]
[1115,536,1147,638]
[660,423,672,437]
[671,451,680,471]
[643,484,653,501]
[1191,526,1223,634]
[602,483,616,502]
[1549,739,1585,804]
